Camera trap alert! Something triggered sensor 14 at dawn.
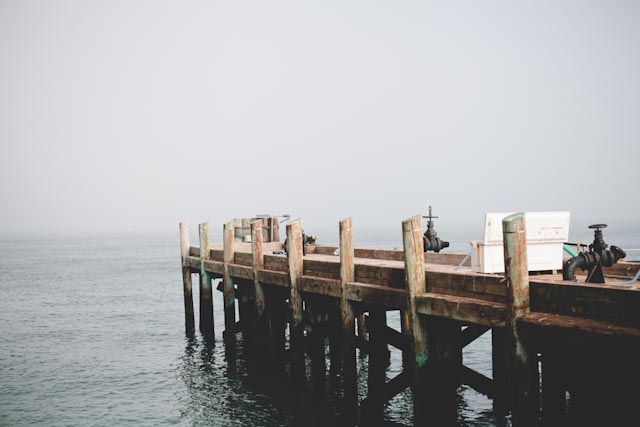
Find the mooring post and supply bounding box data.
[251,220,271,346]
[339,218,358,407]
[286,220,305,378]
[199,222,214,336]
[223,221,237,342]
[502,213,539,424]
[402,216,429,375]
[180,221,195,335]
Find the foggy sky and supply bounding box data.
[1,1,639,241]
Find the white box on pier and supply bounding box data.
[469,212,570,274]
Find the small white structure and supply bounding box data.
[469,212,570,274]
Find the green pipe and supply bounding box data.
[563,244,577,257]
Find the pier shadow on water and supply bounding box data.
[175,325,512,427]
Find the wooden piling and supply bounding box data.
[223,221,237,341]
[251,221,268,335]
[502,212,539,423]
[180,221,195,335]
[198,222,214,336]
[286,220,305,375]
[339,218,357,406]
[366,308,388,418]
[269,216,280,242]
[402,216,429,374]
[357,313,368,340]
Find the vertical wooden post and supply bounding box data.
[270,216,280,242]
[339,218,357,406]
[223,221,237,342]
[286,220,305,375]
[502,212,539,423]
[402,216,429,373]
[199,222,214,336]
[251,221,270,341]
[180,221,195,335]
[251,221,266,321]
[400,310,411,369]
[492,327,508,414]
[357,313,368,340]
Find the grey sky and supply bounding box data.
[1,1,639,241]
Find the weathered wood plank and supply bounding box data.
[202,259,224,275]
[414,293,505,327]
[234,252,253,266]
[530,279,640,325]
[517,312,640,340]
[298,275,341,298]
[346,282,408,309]
[227,264,254,280]
[256,269,291,287]
[311,246,471,266]
[184,255,201,271]
[427,270,507,300]
[264,254,289,272]
[304,258,340,279]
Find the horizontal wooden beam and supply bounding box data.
[256,269,291,287]
[203,260,224,275]
[517,312,640,343]
[298,275,341,298]
[227,264,254,280]
[184,255,201,271]
[414,293,505,327]
[345,282,408,309]
[530,279,640,325]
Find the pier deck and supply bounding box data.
[179,216,640,425]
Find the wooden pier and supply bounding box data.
[179,215,640,425]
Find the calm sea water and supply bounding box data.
[1,232,638,426]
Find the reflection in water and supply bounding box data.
[176,326,510,427]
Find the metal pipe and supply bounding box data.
[563,254,588,281]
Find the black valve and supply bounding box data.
[563,223,627,283]
[422,206,450,253]
[282,231,317,256]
